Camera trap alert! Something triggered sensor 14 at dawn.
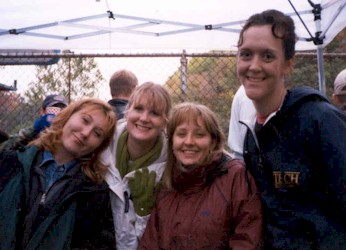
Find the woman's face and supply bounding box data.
[172,117,212,170]
[237,25,293,103]
[126,99,166,144]
[61,108,108,159]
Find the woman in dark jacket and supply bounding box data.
[237,9,346,249]
[139,102,262,250]
[0,98,117,250]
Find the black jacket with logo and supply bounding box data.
[243,86,346,249]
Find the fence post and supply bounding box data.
[68,57,71,102]
[180,49,188,100]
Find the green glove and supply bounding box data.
[128,168,157,216]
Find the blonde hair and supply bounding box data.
[31,98,116,183]
[162,102,226,189]
[125,81,172,122]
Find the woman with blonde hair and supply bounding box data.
[0,98,117,249]
[139,102,262,249]
[101,81,172,249]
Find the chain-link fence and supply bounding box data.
[1,51,345,140]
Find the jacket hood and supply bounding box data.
[281,86,330,114]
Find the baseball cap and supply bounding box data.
[334,69,346,95]
[42,94,68,108]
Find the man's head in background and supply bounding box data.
[40,94,68,116]
[35,94,68,134]
[332,69,346,111]
[109,69,138,100]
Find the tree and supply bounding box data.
[24,54,105,106]
[165,54,237,139]
[290,27,346,99]
[0,91,32,134]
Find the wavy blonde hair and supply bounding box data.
[31,98,116,183]
[161,102,226,189]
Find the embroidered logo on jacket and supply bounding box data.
[273,171,300,188]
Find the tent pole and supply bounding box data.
[314,14,326,95]
[288,0,326,94]
[316,45,326,95]
[309,0,326,94]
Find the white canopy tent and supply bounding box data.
[1,0,345,93]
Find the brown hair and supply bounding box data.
[161,102,226,189]
[238,9,297,60]
[109,69,138,98]
[31,98,116,183]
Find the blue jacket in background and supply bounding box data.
[108,98,128,120]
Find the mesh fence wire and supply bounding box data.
[1,51,345,140]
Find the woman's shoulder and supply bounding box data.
[221,158,247,177]
[216,156,250,186]
[220,152,245,171]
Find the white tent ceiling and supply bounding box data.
[0,0,345,51]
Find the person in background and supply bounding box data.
[139,102,263,250]
[332,68,346,113]
[237,9,345,248]
[0,94,68,150]
[227,85,256,160]
[0,98,117,249]
[108,69,139,120]
[101,82,172,249]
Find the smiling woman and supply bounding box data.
[0,98,117,249]
[138,102,263,249]
[100,81,172,249]
[232,9,346,249]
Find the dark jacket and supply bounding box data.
[108,98,128,120]
[139,154,263,250]
[0,146,116,250]
[0,126,37,151]
[243,86,346,249]
[0,128,8,143]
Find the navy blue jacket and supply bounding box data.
[243,86,346,249]
[108,98,128,120]
[0,146,116,250]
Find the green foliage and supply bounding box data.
[24,55,105,105]
[325,29,346,53]
[0,92,38,135]
[6,55,106,136]
[165,55,238,139]
[189,57,217,74]
[290,28,346,100]
[289,55,345,101]
[289,56,318,88]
